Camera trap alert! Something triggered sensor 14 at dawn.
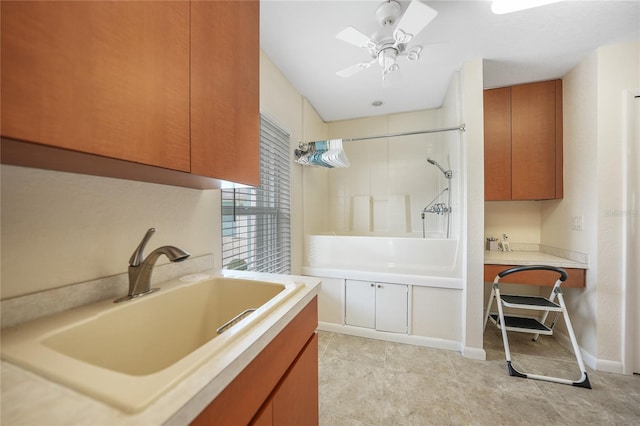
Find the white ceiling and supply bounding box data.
[260,0,639,122]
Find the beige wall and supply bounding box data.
[541,41,639,369]
[461,59,486,357]
[485,201,542,243]
[541,49,599,357]
[301,102,329,237]
[260,50,307,275]
[0,165,220,299]
[593,41,639,366]
[0,50,322,300]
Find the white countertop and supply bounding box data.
[1,270,320,426]
[484,245,588,269]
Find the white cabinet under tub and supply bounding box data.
[345,280,408,334]
[311,272,463,349]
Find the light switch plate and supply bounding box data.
[571,215,584,231]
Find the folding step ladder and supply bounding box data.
[483,265,591,389]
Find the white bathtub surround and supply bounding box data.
[387,194,411,233]
[303,234,461,285]
[351,195,372,233]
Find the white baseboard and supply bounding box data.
[553,330,627,373]
[318,321,462,353]
[462,346,487,360]
[596,359,625,374]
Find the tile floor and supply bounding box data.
[318,327,640,425]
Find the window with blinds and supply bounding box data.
[221,115,291,274]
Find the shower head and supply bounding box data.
[426,157,452,179]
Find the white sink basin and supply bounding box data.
[0,275,303,413]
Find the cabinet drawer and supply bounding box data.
[484,264,585,288]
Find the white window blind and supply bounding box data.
[221,115,291,274]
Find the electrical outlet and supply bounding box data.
[571,215,584,231]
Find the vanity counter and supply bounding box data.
[484,245,588,288]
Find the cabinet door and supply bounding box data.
[190,0,260,185]
[483,87,512,200]
[251,400,273,426]
[345,280,375,329]
[375,283,408,333]
[1,1,190,171]
[511,80,559,200]
[272,333,319,426]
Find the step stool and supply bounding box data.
[483,265,591,389]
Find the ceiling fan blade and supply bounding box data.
[336,26,376,49]
[394,0,438,43]
[336,61,374,78]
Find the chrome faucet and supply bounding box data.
[114,228,190,303]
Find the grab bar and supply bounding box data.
[216,308,257,334]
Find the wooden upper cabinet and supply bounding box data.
[512,80,562,200]
[0,1,191,172]
[484,87,512,200]
[2,1,261,188]
[190,0,260,186]
[483,80,563,201]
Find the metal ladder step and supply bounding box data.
[500,294,562,311]
[489,314,553,335]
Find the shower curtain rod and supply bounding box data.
[342,124,465,142]
[299,124,465,147]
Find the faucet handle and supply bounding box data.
[129,228,156,267]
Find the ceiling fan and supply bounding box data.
[335,0,438,81]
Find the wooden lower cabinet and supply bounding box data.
[191,297,319,426]
[258,333,319,426]
[484,264,585,288]
[251,400,274,426]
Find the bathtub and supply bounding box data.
[302,233,462,289]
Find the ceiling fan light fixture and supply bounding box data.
[376,0,402,27]
[385,63,400,72]
[378,47,398,70]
